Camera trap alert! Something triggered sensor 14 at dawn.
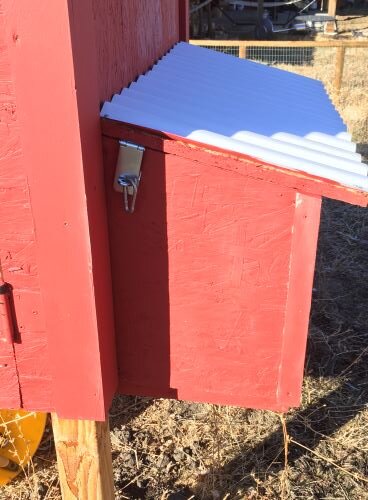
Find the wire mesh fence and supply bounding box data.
[190,40,368,93]
[199,44,239,57]
[245,45,315,66]
[262,46,334,88]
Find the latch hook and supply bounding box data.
[114,140,145,214]
[118,173,140,214]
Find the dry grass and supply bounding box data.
[276,45,368,148]
[2,30,368,500]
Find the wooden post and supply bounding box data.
[52,415,115,500]
[334,46,345,92]
[326,0,337,33]
[239,45,247,59]
[179,0,190,41]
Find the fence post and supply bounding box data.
[239,45,246,59]
[326,0,337,33]
[334,46,345,93]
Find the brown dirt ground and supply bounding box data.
[2,14,368,500]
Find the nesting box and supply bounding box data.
[1,0,366,422]
[100,43,368,412]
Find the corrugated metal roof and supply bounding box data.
[101,42,368,191]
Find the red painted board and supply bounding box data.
[102,119,368,208]
[66,0,182,417]
[277,193,322,408]
[4,0,115,420]
[0,343,20,409]
[1,0,182,419]
[91,0,180,101]
[178,0,190,41]
[0,6,49,411]
[103,133,319,411]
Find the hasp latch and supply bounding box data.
[114,140,145,213]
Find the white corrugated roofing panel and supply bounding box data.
[101,42,368,192]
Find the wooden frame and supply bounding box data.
[327,0,338,33]
[190,39,368,47]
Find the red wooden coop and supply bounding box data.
[1,0,367,427]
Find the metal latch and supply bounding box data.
[0,282,15,344]
[114,140,145,213]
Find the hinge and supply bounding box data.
[0,283,15,344]
[114,140,145,214]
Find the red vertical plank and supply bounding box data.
[0,344,20,408]
[5,0,116,420]
[277,193,322,408]
[92,0,181,101]
[179,0,190,41]
[0,4,44,410]
[0,284,20,407]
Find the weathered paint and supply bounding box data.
[102,122,332,411]
[0,0,183,419]
[0,5,47,409]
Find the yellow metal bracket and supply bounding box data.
[0,410,47,486]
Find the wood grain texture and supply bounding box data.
[3,0,117,419]
[91,0,180,102]
[0,342,20,408]
[52,414,114,500]
[60,0,182,417]
[0,4,50,410]
[103,133,314,410]
[334,46,345,92]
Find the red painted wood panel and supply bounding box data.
[102,132,321,411]
[91,0,180,102]
[0,6,50,410]
[178,0,190,41]
[4,0,118,420]
[277,193,321,407]
[1,0,183,418]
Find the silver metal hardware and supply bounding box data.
[114,140,145,214]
